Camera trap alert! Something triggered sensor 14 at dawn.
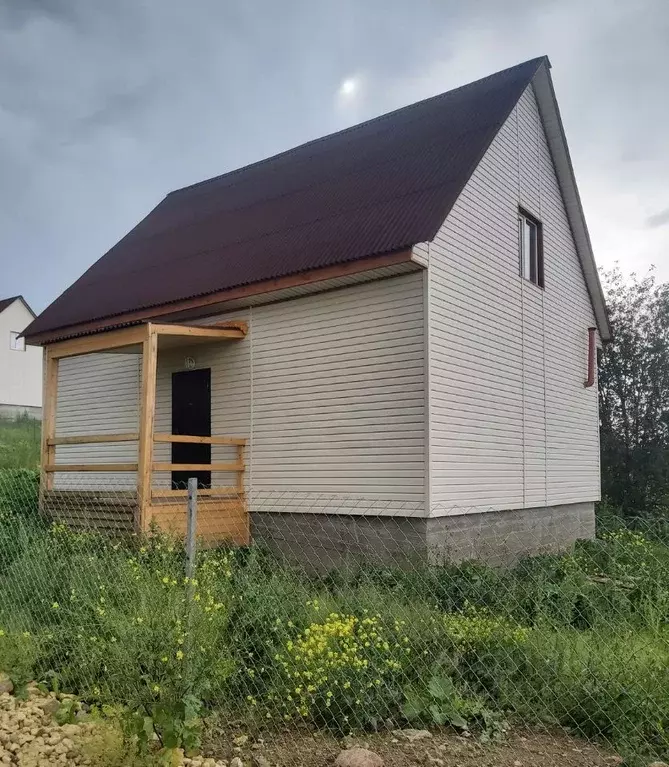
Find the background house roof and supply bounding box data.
[25,57,546,341]
[0,296,35,318]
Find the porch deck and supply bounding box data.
[40,321,249,545]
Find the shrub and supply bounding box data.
[1,500,669,762]
[0,468,40,518]
[0,417,40,470]
[0,627,40,693]
[0,525,236,753]
[442,605,529,651]
[487,627,669,764]
[267,610,415,729]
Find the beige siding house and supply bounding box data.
[0,296,42,418]
[25,57,609,564]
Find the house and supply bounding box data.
[0,296,42,419]
[23,56,610,565]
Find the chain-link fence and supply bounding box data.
[1,468,668,767]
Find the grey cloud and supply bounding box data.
[0,0,88,30]
[646,208,669,229]
[0,0,668,315]
[61,79,163,144]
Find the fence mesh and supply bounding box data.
[1,468,668,767]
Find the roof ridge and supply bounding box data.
[169,56,547,198]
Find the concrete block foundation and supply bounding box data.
[426,502,596,566]
[250,502,595,569]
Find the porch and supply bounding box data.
[40,321,249,544]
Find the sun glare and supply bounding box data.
[338,77,359,98]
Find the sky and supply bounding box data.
[0,0,668,313]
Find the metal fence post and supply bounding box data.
[186,477,198,582]
[185,477,198,694]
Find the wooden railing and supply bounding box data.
[44,433,247,498]
[44,433,139,474]
[151,433,245,499]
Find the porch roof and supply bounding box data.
[47,320,247,359]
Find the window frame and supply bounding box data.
[9,331,26,352]
[518,208,544,289]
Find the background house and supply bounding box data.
[0,296,42,419]
[24,57,609,564]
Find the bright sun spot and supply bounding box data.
[338,77,359,97]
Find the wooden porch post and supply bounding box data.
[137,324,158,531]
[40,347,59,493]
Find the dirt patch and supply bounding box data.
[204,724,620,767]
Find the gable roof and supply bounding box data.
[26,57,551,342]
[0,295,35,319]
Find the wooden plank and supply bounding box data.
[43,492,137,504]
[236,443,245,494]
[152,462,244,472]
[45,463,138,472]
[49,432,139,446]
[153,434,246,445]
[208,320,249,335]
[151,487,240,498]
[42,490,138,534]
[40,350,59,492]
[146,498,249,545]
[151,323,246,340]
[137,327,158,532]
[153,434,241,446]
[45,509,136,520]
[48,324,146,359]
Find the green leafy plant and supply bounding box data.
[124,693,203,760]
[402,673,467,729]
[0,627,40,697]
[402,668,506,740]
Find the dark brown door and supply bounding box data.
[171,368,211,489]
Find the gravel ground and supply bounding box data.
[0,685,94,766]
[0,682,644,767]
[0,682,227,767]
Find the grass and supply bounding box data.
[0,470,668,765]
[0,414,41,469]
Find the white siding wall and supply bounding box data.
[152,274,426,514]
[427,84,600,515]
[249,272,425,514]
[54,353,140,489]
[50,275,425,511]
[0,301,42,410]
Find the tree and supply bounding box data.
[598,267,669,516]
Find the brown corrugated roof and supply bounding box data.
[25,57,546,341]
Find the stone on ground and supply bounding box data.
[334,746,384,767]
[0,676,13,695]
[392,728,433,742]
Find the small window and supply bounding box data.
[9,331,25,351]
[518,209,544,287]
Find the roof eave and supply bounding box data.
[24,248,417,346]
[531,63,611,342]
